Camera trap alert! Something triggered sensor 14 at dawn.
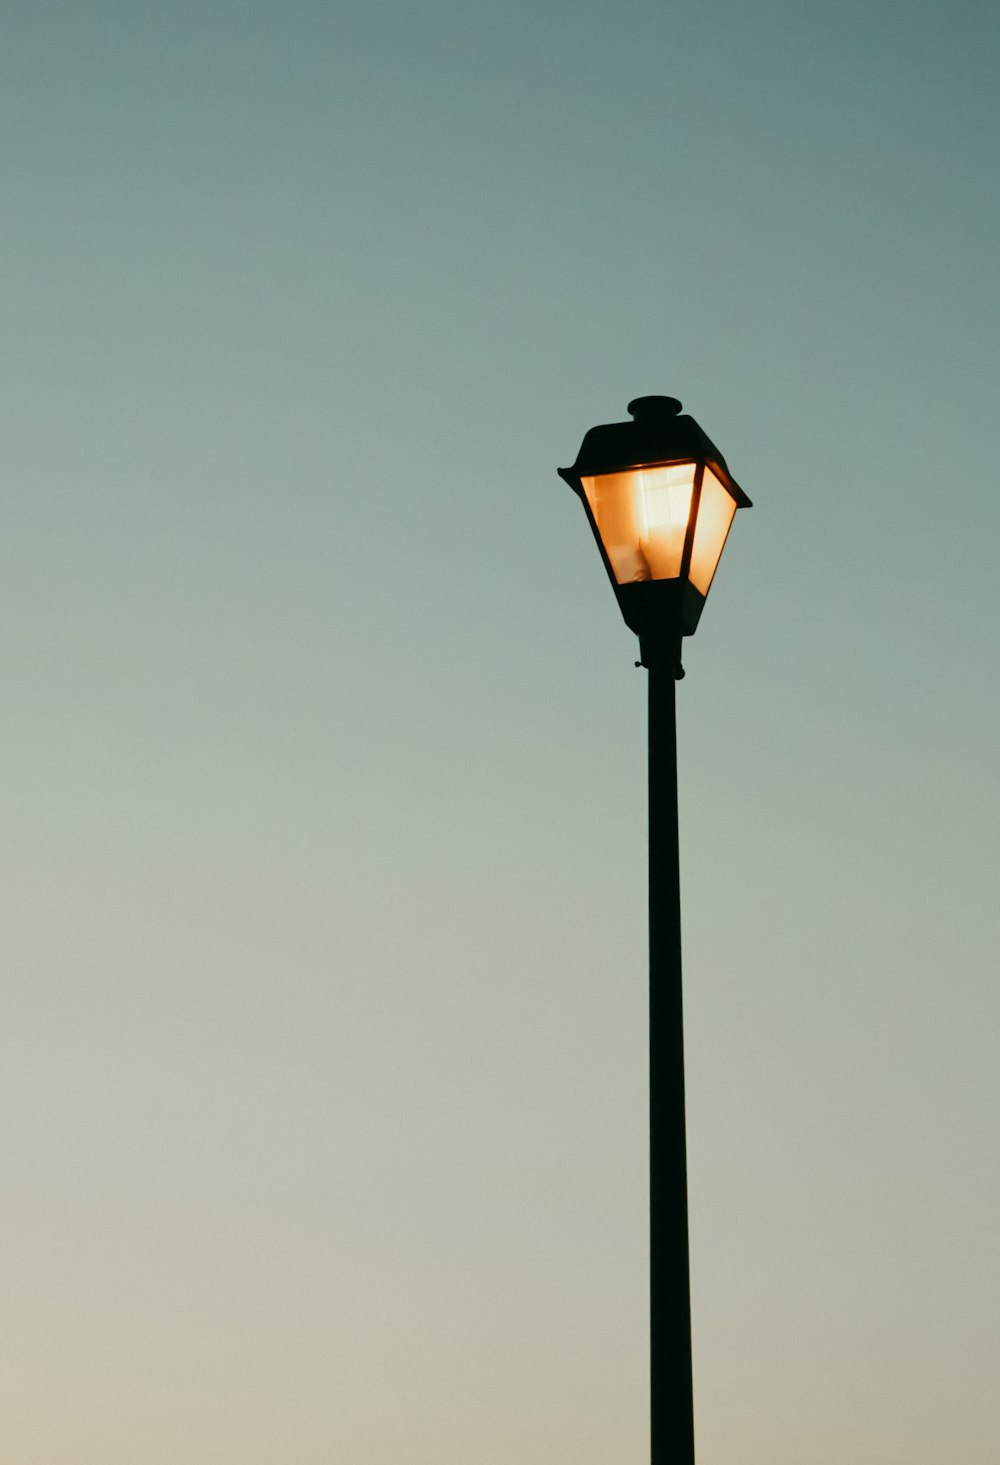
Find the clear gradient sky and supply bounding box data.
[2,2,998,1462]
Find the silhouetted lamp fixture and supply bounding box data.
[557,395,751,1465]
[558,396,751,671]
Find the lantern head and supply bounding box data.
[558,396,751,668]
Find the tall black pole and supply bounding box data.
[647,646,694,1465]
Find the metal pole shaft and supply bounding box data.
[648,656,694,1465]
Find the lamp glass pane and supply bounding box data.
[689,466,737,595]
[581,463,697,584]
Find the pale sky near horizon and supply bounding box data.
[2,3,999,1462]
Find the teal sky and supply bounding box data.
[3,3,998,1461]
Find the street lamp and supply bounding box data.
[558,395,751,1465]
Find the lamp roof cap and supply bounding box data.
[559,395,751,506]
[627,395,683,421]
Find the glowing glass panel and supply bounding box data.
[688,466,737,595]
[582,463,697,584]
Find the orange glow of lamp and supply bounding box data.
[558,396,751,672]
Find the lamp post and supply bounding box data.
[558,396,751,1465]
